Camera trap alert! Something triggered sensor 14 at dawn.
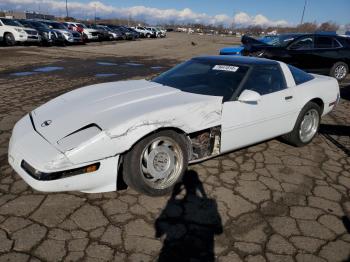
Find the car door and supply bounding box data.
[221,65,296,153]
[286,35,315,69]
[312,35,342,73]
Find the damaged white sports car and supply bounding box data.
[8,56,339,196]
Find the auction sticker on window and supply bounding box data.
[212,65,239,72]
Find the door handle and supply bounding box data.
[285,96,293,100]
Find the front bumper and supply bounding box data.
[26,36,41,42]
[65,37,83,43]
[15,34,27,42]
[8,115,119,193]
[87,34,99,40]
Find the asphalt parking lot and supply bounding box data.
[0,33,350,262]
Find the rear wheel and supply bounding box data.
[4,33,15,46]
[330,62,348,82]
[282,102,321,147]
[123,130,188,196]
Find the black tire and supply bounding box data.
[4,33,15,46]
[146,33,151,38]
[123,130,189,196]
[282,102,321,147]
[82,33,89,43]
[330,62,349,82]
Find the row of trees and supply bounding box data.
[59,15,349,36]
[163,21,348,35]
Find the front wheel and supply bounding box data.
[123,130,188,196]
[330,62,348,82]
[4,33,16,46]
[282,102,321,147]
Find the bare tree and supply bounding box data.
[318,21,339,32]
[296,22,318,33]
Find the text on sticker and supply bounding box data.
[213,65,239,72]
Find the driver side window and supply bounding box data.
[289,36,314,50]
[241,65,286,96]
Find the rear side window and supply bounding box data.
[315,36,333,48]
[315,36,341,48]
[288,65,314,85]
[242,65,286,95]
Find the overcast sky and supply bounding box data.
[1,0,349,26]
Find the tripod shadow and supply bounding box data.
[155,170,223,262]
[319,124,350,157]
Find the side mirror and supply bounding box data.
[238,90,261,103]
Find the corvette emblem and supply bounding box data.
[41,120,52,127]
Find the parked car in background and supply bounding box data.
[113,25,137,40]
[87,24,112,41]
[102,25,127,40]
[17,20,57,46]
[42,21,83,44]
[63,22,83,34]
[127,27,141,39]
[106,26,125,40]
[64,22,99,41]
[241,33,350,81]
[132,26,153,38]
[0,18,38,46]
[14,21,41,44]
[220,34,302,56]
[8,56,339,196]
[146,27,161,38]
[156,27,167,37]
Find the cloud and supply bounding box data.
[0,0,289,27]
[234,12,288,27]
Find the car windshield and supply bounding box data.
[13,20,25,27]
[152,59,249,102]
[77,23,87,28]
[31,22,49,29]
[49,23,68,30]
[1,18,20,27]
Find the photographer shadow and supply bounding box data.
[155,170,223,262]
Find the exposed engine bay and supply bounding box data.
[189,126,221,162]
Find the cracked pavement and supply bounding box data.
[0,35,350,262]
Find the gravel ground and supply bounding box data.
[0,33,350,262]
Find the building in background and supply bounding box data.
[0,10,55,20]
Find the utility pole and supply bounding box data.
[94,3,96,24]
[300,0,307,24]
[65,0,68,18]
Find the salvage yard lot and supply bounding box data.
[0,32,350,261]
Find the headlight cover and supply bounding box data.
[21,160,100,181]
[15,28,24,33]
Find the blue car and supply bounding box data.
[220,34,301,56]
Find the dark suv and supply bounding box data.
[241,33,350,81]
[17,20,58,46]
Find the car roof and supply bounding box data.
[193,55,280,66]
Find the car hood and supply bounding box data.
[31,79,223,147]
[220,46,244,54]
[23,27,38,32]
[241,35,273,51]
[53,29,71,34]
[85,28,98,33]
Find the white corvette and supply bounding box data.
[8,56,339,196]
